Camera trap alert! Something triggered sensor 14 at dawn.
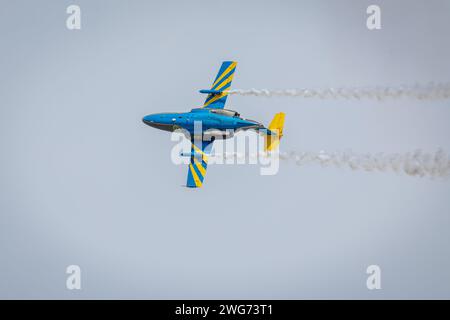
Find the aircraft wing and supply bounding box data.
[201,61,237,109]
[186,140,214,188]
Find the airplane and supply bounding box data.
[142,61,285,188]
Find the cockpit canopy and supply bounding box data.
[190,108,241,118]
[209,109,240,117]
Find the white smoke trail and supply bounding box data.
[211,149,450,178]
[229,83,450,101]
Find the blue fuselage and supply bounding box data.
[142,108,264,136]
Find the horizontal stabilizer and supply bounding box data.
[265,112,286,151]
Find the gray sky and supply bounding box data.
[1,0,450,299]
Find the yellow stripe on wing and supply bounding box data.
[193,157,206,177]
[212,62,237,88]
[192,144,209,164]
[189,164,202,187]
[203,91,229,107]
[214,73,235,91]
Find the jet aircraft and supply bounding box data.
[143,61,285,187]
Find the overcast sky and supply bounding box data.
[1,0,450,298]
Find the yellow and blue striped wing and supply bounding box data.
[203,61,237,109]
[186,141,213,188]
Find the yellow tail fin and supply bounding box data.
[264,112,285,151]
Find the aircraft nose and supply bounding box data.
[142,114,156,125]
